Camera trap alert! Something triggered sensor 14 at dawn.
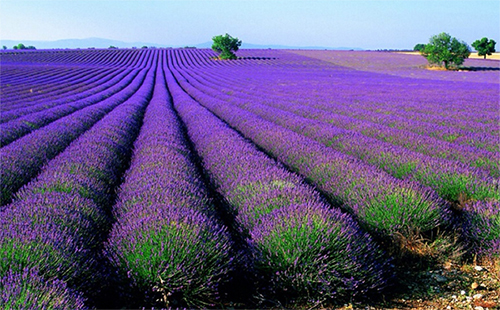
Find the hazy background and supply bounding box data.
[1,0,499,50]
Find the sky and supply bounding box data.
[1,0,499,50]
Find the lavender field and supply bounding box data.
[0,48,499,309]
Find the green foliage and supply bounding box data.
[2,46,6,50]
[11,43,35,50]
[413,43,426,52]
[211,33,242,60]
[471,37,496,59]
[420,32,471,69]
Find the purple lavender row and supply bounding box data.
[353,102,498,137]
[287,51,498,119]
[460,200,500,258]
[0,66,84,97]
[170,62,450,244]
[184,49,498,145]
[186,67,499,177]
[342,86,498,124]
[2,68,113,110]
[15,50,155,214]
[106,54,234,308]
[0,52,154,206]
[0,67,130,123]
[0,194,102,308]
[262,98,499,176]
[166,58,391,302]
[177,68,498,204]
[1,49,142,68]
[301,100,499,152]
[1,49,151,111]
[0,268,87,310]
[196,66,499,150]
[0,55,156,306]
[0,68,137,147]
[0,49,151,123]
[1,67,106,108]
[185,51,499,258]
[190,51,498,136]
[1,67,88,103]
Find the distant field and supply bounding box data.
[1,49,498,309]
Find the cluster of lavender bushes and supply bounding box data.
[168,50,450,240]
[0,51,156,307]
[173,62,498,205]
[2,67,110,109]
[166,55,392,304]
[0,68,135,146]
[0,48,498,308]
[106,55,234,308]
[168,48,499,259]
[0,51,154,206]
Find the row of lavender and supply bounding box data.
[174,53,498,201]
[165,55,391,305]
[0,50,157,308]
[0,54,149,124]
[0,49,498,308]
[167,49,499,258]
[1,48,391,308]
[0,48,146,68]
[0,51,154,205]
[1,49,149,113]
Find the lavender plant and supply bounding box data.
[106,56,234,308]
[0,57,152,206]
[0,268,87,310]
[165,57,392,304]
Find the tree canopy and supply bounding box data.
[472,37,496,59]
[211,33,242,60]
[420,32,470,69]
[413,44,426,52]
[12,43,36,50]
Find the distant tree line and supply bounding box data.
[414,33,497,69]
[12,43,36,50]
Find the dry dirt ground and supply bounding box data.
[331,260,499,310]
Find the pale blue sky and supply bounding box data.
[1,0,499,49]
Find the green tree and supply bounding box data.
[413,43,426,52]
[2,46,7,50]
[211,33,242,60]
[421,32,471,69]
[471,37,496,59]
[16,43,26,50]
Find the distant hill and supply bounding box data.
[0,37,363,50]
[195,41,363,50]
[0,38,173,49]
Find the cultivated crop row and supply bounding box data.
[0,48,498,309]
[1,51,157,308]
[0,51,155,205]
[166,57,391,304]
